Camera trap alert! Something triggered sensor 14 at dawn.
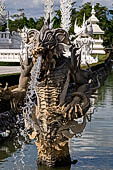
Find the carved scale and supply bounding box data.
[34,61,70,166]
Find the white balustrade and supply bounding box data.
[0,49,22,62]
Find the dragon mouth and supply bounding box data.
[33,46,67,82]
[32,46,45,57]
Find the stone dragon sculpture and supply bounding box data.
[22,21,97,167]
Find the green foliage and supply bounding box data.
[28,18,36,29]
[8,9,45,31]
[69,2,77,34]
[0,24,7,31]
[76,2,92,26]
[9,9,28,31]
[98,54,107,61]
[36,17,44,30]
[91,54,107,62]
[0,62,20,66]
[53,10,61,29]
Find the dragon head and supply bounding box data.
[26,23,71,80]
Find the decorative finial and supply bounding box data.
[91,4,96,16]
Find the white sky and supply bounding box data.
[5,0,113,18]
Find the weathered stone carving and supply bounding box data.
[22,21,94,167]
[0,43,33,112]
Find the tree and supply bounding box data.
[9,9,28,31]
[69,2,78,34]
[36,17,44,30]
[76,2,92,26]
[53,10,61,29]
[28,18,36,29]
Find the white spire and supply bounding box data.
[44,0,54,29]
[87,5,99,24]
[91,5,96,16]
[74,18,77,32]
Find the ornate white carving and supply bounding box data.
[60,0,73,32]
[74,13,93,36]
[74,31,98,65]
[0,0,7,26]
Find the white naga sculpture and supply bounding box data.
[74,33,98,65]
[73,14,98,65]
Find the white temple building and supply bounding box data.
[74,5,106,65]
[0,0,25,62]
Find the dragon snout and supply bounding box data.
[32,46,45,58]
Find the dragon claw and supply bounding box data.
[78,104,83,116]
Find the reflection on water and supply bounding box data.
[0,140,37,170]
[70,70,113,170]
[0,70,113,170]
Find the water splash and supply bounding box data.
[23,55,42,132]
[60,0,73,32]
[11,54,42,170]
[12,114,27,170]
[44,0,54,28]
[12,55,42,169]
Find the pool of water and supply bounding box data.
[0,70,113,170]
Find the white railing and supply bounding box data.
[0,49,22,62]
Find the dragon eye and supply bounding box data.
[46,33,53,41]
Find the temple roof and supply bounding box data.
[92,24,104,34]
[87,5,104,34]
[87,5,99,24]
[87,15,99,24]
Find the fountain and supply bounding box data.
[0,0,112,168]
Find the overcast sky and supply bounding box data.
[5,0,113,19]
